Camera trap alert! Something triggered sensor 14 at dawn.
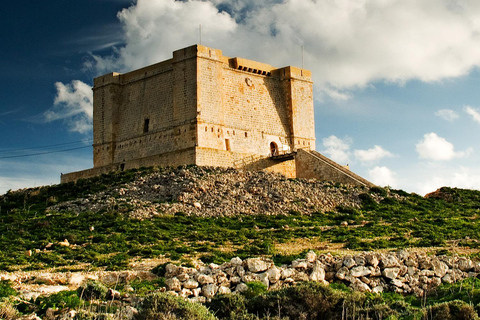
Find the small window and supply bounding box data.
[245,132,248,138]
[143,119,150,133]
[225,139,231,151]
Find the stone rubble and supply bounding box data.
[163,250,480,301]
[48,166,394,218]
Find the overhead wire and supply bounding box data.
[0,139,92,154]
[0,140,93,159]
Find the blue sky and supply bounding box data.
[1,0,480,195]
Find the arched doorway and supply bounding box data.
[270,142,279,156]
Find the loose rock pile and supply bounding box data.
[164,251,480,301]
[50,166,388,218]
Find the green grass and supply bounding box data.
[1,167,480,272]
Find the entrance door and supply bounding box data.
[270,142,278,156]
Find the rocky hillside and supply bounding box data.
[48,166,379,219]
[2,166,480,319]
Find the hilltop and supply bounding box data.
[2,165,480,319]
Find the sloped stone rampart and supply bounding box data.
[164,251,480,302]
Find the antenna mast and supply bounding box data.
[199,24,202,45]
[301,45,304,69]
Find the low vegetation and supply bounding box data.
[1,166,480,318]
[1,278,480,319]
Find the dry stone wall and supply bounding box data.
[164,251,480,302]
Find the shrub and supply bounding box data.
[208,293,248,319]
[77,280,108,300]
[424,300,478,320]
[243,282,268,299]
[136,292,216,320]
[35,290,81,315]
[0,281,16,299]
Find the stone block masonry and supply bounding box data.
[62,44,372,187]
[163,251,480,302]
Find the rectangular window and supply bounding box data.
[143,119,150,133]
[225,139,231,151]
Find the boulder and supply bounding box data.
[382,267,400,280]
[309,261,326,282]
[183,279,199,289]
[196,274,214,285]
[343,256,356,269]
[350,266,371,278]
[165,278,182,292]
[202,284,218,298]
[247,258,269,273]
[381,254,400,268]
[305,251,317,263]
[266,266,281,283]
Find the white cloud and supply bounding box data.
[435,109,459,121]
[414,166,480,196]
[354,145,394,164]
[416,132,471,161]
[85,0,480,95]
[465,106,480,123]
[322,135,352,164]
[369,166,396,187]
[45,80,93,134]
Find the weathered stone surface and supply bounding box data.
[365,254,379,268]
[153,250,480,300]
[336,267,349,280]
[165,278,182,292]
[281,268,296,279]
[196,274,214,285]
[266,267,281,283]
[306,251,317,263]
[183,279,199,289]
[432,260,448,278]
[309,261,326,282]
[457,257,474,272]
[217,286,231,295]
[350,266,371,278]
[247,258,269,273]
[292,259,308,270]
[382,267,400,280]
[350,279,371,292]
[235,283,248,293]
[343,256,356,269]
[202,284,218,298]
[381,255,400,268]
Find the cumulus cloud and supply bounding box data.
[45,80,93,134]
[415,132,471,161]
[369,166,397,187]
[414,167,480,196]
[354,145,394,164]
[85,0,480,95]
[322,135,352,164]
[465,106,480,123]
[435,109,459,121]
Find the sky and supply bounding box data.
[1,0,480,196]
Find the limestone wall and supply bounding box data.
[163,251,480,302]
[296,149,375,187]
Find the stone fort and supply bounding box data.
[61,44,373,187]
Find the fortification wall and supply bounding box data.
[61,148,196,184]
[195,147,296,178]
[93,47,199,169]
[296,149,375,187]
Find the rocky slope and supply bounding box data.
[49,166,385,218]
